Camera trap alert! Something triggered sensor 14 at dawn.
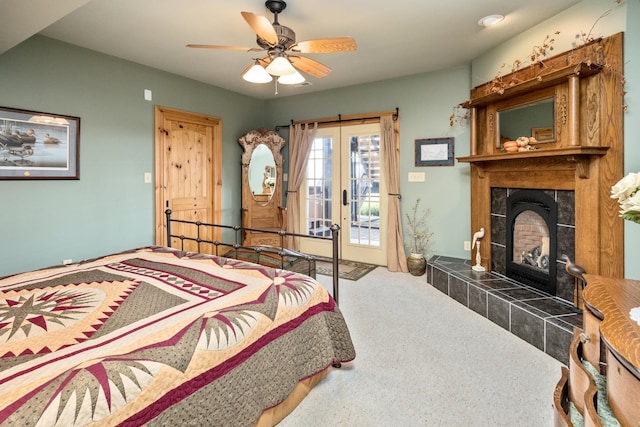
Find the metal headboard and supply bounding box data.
[164,209,341,303]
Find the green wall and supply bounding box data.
[0,36,264,276]
[264,67,472,261]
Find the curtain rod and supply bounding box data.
[275,107,399,131]
[275,120,294,131]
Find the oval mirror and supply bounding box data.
[249,143,276,202]
[497,97,555,146]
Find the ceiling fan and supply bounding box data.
[186,0,357,86]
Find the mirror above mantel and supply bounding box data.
[497,97,555,146]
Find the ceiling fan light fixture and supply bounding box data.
[242,61,273,83]
[478,14,504,27]
[188,3,355,88]
[265,56,297,76]
[278,70,305,85]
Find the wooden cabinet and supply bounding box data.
[553,274,640,426]
[239,128,287,247]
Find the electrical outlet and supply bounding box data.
[464,241,471,251]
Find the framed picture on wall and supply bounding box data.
[0,106,80,179]
[415,137,454,166]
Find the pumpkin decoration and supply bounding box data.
[501,136,538,152]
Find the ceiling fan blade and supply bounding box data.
[186,44,263,52]
[288,56,332,78]
[241,11,278,46]
[291,37,357,53]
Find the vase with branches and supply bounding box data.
[405,198,434,276]
[405,198,433,255]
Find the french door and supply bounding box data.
[298,123,387,264]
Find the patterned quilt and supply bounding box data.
[0,246,355,426]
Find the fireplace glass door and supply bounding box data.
[513,211,551,272]
[506,190,558,295]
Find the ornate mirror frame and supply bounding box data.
[238,128,287,246]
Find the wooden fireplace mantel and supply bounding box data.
[458,32,624,279]
[458,146,609,179]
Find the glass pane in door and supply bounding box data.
[347,134,380,246]
[305,137,333,237]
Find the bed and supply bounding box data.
[0,243,355,426]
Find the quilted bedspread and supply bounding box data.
[0,246,355,426]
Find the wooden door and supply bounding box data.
[154,106,222,252]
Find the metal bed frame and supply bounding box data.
[165,209,342,303]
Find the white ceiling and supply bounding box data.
[3,0,583,100]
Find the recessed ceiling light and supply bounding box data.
[478,14,504,27]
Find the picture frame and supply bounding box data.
[531,126,554,142]
[415,137,454,166]
[0,106,80,180]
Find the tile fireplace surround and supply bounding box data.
[427,256,581,365]
[491,187,576,302]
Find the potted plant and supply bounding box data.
[405,197,433,276]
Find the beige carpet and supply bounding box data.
[315,259,378,281]
[279,267,563,426]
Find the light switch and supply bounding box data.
[144,89,152,101]
[408,172,425,182]
[144,172,152,183]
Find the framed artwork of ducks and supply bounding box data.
[0,106,80,179]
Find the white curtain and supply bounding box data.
[380,115,408,272]
[286,123,318,250]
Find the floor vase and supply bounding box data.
[407,253,426,276]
